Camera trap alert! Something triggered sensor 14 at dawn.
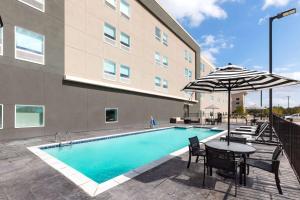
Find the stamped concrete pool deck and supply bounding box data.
[0,124,300,200]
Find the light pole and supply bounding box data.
[287,96,290,114]
[260,91,263,120]
[269,8,296,141]
[0,15,3,28]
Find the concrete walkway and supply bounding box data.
[0,124,299,200]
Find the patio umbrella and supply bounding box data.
[205,104,219,119]
[183,64,300,145]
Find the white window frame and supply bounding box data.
[105,0,116,9]
[184,50,188,60]
[120,0,130,18]
[155,52,161,65]
[184,68,189,79]
[15,104,45,128]
[0,27,3,56]
[120,64,130,80]
[188,70,192,80]
[154,77,161,87]
[162,79,168,89]
[14,26,45,65]
[103,59,117,80]
[0,104,3,129]
[120,32,130,48]
[162,33,168,46]
[104,22,116,41]
[105,108,118,123]
[155,27,161,41]
[18,0,45,12]
[188,52,192,63]
[162,56,168,67]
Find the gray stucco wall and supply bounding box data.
[0,64,185,141]
[0,0,186,141]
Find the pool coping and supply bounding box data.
[27,126,227,197]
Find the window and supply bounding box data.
[162,80,168,89]
[188,70,192,79]
[105,0,116,8]
[162,33,168,46]
[120,0,130,18]
[0,104,3,129]
[0,27,3,55]
[104,23,116,40]
[184,68,189,79]
[236,98,240,101]
[120,32,130,47]
[105,108,118,123]
[15,26,45,65]
[236,102,240,105]
[162,56,168,66]
[188,52,192,63]
[103,59,116,76]
[15,105,45,128]
[155,52,160,64]
[184,50,188,60]
[155,27,161,41]
[120,65,130,79]
[155,77,161,87]
[18,0,45,12]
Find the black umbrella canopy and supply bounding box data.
[184,65,298,93]
[183,64,300,145]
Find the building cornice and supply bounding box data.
[138,0,200,53]
[64,75,198,103]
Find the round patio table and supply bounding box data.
[205,141,256,154]
[205,141,256,185]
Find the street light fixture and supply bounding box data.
[269,8,296,141]
[274,8,297,19]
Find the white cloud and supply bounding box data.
[278,71,300,80]
[200,34,234,63]
[258,15,269,25]
[159,0,229,27]
[252,65,264,70]
[262,0,290,10]
[245,73,300,108]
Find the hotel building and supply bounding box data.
[231,92,246,113]
[0,0,201,140]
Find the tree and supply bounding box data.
[233,106,246,116]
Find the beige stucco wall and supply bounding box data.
[64,0,197,100]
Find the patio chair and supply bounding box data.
[231,122,268,138]
[232,122,267,135]
[220,136,247,144]
[242,145,283,194]
[204,146,241,197]
[187,136,206,168]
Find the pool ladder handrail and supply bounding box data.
[55,131,73,147]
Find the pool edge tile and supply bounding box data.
[27,127,227,197]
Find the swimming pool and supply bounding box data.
[29,127,225,196]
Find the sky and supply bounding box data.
[159,0,300,108]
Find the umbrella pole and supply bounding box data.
[227,89,231,146]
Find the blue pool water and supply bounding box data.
[43,128,221,184]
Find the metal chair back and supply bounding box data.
[189,136,200,156]
[205,146,236,172]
